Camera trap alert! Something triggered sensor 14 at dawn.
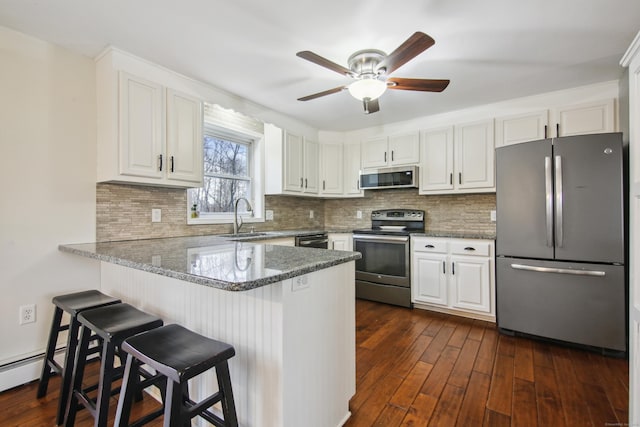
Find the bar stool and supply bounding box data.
[64,303,163,427]
[114,324,238,427]
[37,290,121,425]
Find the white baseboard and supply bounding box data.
[0,356,43,392]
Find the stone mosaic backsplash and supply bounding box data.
[96,183,495,242]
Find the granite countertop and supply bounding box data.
[59,234,361,292]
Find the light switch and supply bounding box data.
[151,209,161,223]
[266,210,274,221]
[490,210,496,222]
[356,210,362,219]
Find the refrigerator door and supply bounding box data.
[497,257,626,351]
[496,139,554,259]
[553,133,624,263]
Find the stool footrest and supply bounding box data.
[46,359,63,376]
[185,393,222,420]
[130,408,165,427]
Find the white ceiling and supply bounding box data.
[1,0,639,131]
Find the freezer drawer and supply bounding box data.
[496,257,626,351]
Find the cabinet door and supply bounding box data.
[412,253,448,306]
[329,234,352,251]
[495,110,548,147]
[119,72,164,179]
[455,120,495,190]
[389,132,420,166]
[320,143,343,195]
[283,132,304,192]
[166,89,203,184]
[344,143,363,196]
[303,139,319,194]
[554,99,615,137]
[450,256,491,313]
[361,136,388,169]
[420,127,454,192]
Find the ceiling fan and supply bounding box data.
[296,32,450,114]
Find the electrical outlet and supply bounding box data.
[266,210,274,221]
[490,210,496,222]
[356,210,362,219]
[151,208,161,223]
[309,210,314,219]
[19,304,36,325]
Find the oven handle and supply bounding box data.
[298,239,329,246]
[353,234,410,243]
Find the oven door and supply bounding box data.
[353,234,410,287]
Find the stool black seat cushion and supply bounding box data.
[123,324,236,383]
[52,289,120,316]
[77,303,163,342]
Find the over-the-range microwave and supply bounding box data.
[359,166,418,190]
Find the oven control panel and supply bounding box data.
[372,209,424,221]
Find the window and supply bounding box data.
[187,104,264,224]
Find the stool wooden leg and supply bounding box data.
[114,354,137,427]
[37,306,63,398]
[56,317,80,425]
[64,325,92,427]
[216,361,238,427]
[164,380,183,427]
[95,342,116,427]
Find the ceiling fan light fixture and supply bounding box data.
[348,78,387,101]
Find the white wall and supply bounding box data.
[0,26,100,390]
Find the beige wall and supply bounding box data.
[0,26,99,387]
[97,183,495,241]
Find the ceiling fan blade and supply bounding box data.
[297,86,347,101]
[363,98,380,114]
[377,32,436,75]
[296,51,352,76]
[388,77,450,92]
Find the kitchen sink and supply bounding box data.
[219,232,270,238]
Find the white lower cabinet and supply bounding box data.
[328,233,353,251]
[411,236,495,320]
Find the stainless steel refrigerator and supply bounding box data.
[496,132,626,352]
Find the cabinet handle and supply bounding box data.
[384,151,387,163]
[357,179,360,190]
[464,247,476,251]
[300,177,303,188]
[449,173,453,185]
[556,123,560,137]
[305,178,308,188]
[170,156,174,173]
[458,172,462,184]
[391,150,394,161]
[323,180,326,190]
[544,124,548,139]
[442,261,446,274]
[158,154,163,171]
[452,262,455,275]
[425,244,435,248]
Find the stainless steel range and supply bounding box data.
[353,209,425,308]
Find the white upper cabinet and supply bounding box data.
[554,98,615,137]
[455,119,495,190]
[320,142,344,195]
[343,142,363,196]
[495,110,549,147]
[496,99,616,146]
[97,53,203,188]
[420,120,495,194]
[420,126,454,192]
[361,131,420,169]
[265,127,319,196]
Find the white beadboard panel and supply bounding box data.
[100,260,355,427]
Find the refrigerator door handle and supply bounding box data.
[545,156,553,247]
[554,155,564,247]
[510,263,605,277]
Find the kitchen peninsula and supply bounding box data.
[59,235,361,427]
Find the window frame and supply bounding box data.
[187,122,264,226]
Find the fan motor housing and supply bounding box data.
[347,49,387,77]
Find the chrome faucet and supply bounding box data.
[233,197,254,234]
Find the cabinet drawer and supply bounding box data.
[450,240,492,256]
[412,238,448,253]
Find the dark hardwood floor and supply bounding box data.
[0,299,629,426]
